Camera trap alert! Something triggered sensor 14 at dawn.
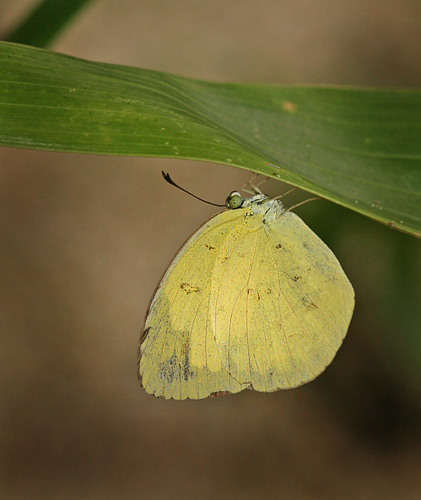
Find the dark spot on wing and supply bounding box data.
[301,296,318,310]
[292,275,301,282]
[159,346,194,384]
[181,342,189,357]
[180,283,200,294]
[247,288,260,300]
[181,342,193,381]
[159,352,178,383]
[210,390,232,398]
[139,327,150,345]
[205,244,215,250]
[276,243,282,249]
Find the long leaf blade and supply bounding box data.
[0,42,420,236]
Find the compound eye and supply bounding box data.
[226,191,244,209]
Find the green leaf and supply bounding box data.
[4,0,95,48]
[1,42,420,237]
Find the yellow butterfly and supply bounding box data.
[138,177,354,400]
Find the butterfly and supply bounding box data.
[138,176,354,400]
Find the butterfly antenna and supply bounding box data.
[162,172,226,207]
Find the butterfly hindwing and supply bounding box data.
[210,210,354,391]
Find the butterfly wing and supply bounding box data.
[210,210,355,391]
[138,209,249,400]
[140,204,354,399]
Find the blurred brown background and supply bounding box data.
[1,1,421,498]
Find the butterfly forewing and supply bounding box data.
[139,209,246,399]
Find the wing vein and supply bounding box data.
[245,231,261,387]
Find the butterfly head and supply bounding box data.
[225,191,244,209]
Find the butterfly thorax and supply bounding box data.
[226,191,284,222]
